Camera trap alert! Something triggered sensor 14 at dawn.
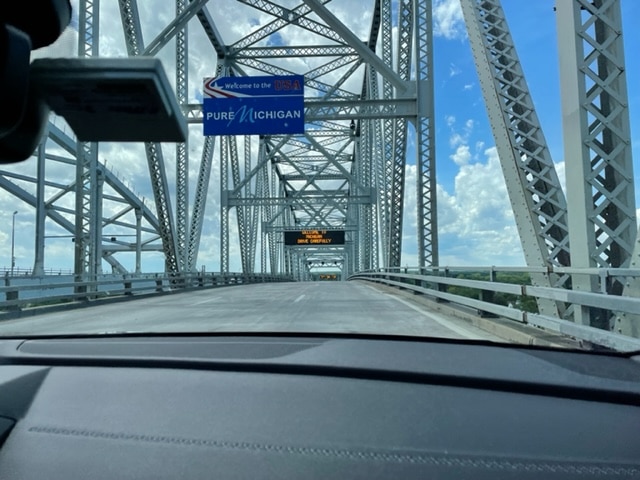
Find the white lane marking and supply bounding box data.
[383,293,484,340]
[294,294,306,303]
[193,297,220,305]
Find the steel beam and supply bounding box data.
[461,0,570,317]
[76,0,102,286]
[556,0,636,330]
[175,0,189,272]
[414,0,437,267]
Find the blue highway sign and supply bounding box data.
[203,75,304,135]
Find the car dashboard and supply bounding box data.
[0,334,637,479]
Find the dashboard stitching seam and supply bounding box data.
[25,425,640,475]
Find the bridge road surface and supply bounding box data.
[0,282,501,341]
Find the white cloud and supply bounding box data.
[437,147,524,265]
[433,0,466,40]
[449,133,464,148]
[447,116,475,149]
[555,160,566,194]
[450,145,471,166]
[407,93,522,265]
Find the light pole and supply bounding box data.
[11,211,17,276]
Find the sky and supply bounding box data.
[1,0,639,273]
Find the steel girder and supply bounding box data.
[0,126,165,275]
[556,0,636,330]
[75,0,102,285]
[386,0,413,268]
[366,66,383,271]
[379,0,394,269]
[46,124,162,237]
[188,59,224,272]
[220,136,230,274]
[461,0,571,317]
[32,136,47,276]
[228,136,250,273]
[187,136,215,271]
[141,0,209,57]
[118,0,180,274]
[414,0,437,268]
[175,0,189,272]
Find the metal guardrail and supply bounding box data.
[348,268,640,352]
[1,272,293,314]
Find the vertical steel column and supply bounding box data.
[32,133,47,277]
[367,66,383,270]
[119,0,180,274]
[379,0,394,267]
[248,141,260,274]
[356,121,370,271]
[75,0,102,289]
[226,135,249,273]
[414,0,438,267]
[188,136,215,270]
[258,140,269,274]
[229,135,251,273]
[388,0,412,267]
[351,130,361,272]
[269,161,279,273]
[135,208,142,273]
[175,0,190,272]
[220,136,230,274]
[188,60,223,271]
[556,0,636,329]
[230,137,249,273]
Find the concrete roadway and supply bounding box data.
[0,281,501,341]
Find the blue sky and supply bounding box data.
[432,0,639,179]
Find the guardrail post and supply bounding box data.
[3,276,19,311]
[436,267,449,302]
[478,267,496,317]
[124,275,132,296]
[155,275,164,293]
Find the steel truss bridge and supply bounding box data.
[1,0,639,338]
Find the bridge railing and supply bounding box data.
[349,267,640,352]
[0,272,293,316]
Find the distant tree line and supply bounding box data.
[446,272,538,313]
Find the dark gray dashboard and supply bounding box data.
[0,335,637,479]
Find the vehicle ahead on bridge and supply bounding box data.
[1,0,640,479]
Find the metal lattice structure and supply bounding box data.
[75,0,102,289]
[556,0,636,328]
[180,0,432,275]
[460,0,571,317]
[0,0,637,334]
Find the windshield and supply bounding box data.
[1,0,640,353]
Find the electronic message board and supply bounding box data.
[203,75,304,135]
[284,230,345,246]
